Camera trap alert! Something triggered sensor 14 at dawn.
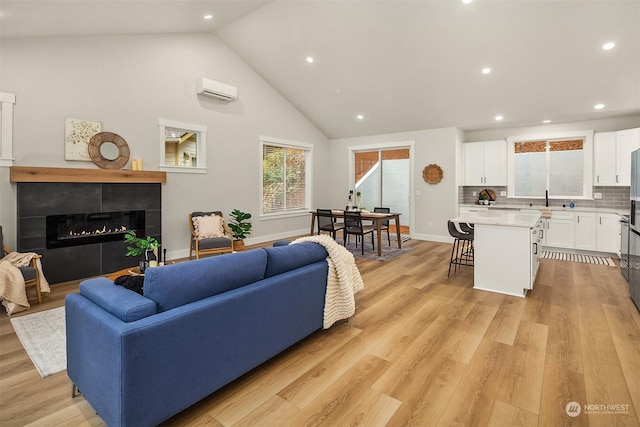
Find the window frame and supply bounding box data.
[260,136,313,219]
[507,130,593,200]
[0,92,16,167]
[158,118,207,174]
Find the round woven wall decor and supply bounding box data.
[88,132,130,169]
[423,164,443,184]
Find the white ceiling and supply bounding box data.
[1,0,639,139]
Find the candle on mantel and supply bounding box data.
[131,159,143,171]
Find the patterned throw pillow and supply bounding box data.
[193,214,226,240]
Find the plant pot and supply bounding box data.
[233,240,245,252]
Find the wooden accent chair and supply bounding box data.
[0,225,42,304]
[343,210,376,255]
[316,209,345,240]
[189,212,234,259]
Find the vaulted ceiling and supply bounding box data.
[1,0,638,139]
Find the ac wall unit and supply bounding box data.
[196,78,237,101]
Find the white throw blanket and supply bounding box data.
[0,252,50,315]
[292,235,364,329]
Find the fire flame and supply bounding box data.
[67,225,127,237]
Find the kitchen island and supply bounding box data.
[452,210,543,297]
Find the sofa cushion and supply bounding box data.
[144,249,268,312]
[80,278,157,322]
[264,242,328,278]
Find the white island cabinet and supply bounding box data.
[452,210,543,298]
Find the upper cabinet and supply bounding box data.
[594,128,639,186]
[463,140,507,186]
[616,128,640,186]
[594,132,617,185]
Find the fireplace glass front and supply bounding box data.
[46,210,145,249]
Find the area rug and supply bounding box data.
[10,306,66,377]
[343,239,414,261]
[541,250,616,267]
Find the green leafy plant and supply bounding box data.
[124,230,159,257]
[228,209,252,241]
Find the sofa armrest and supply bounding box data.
[79,277,157,322]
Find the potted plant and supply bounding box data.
[228,209,252,251]
[124,230,159,272]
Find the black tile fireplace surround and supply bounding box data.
[17,182,161,284]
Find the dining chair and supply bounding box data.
[343,210,375,255]
[373,207,391,246]
[316,209,344,240]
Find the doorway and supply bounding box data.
[352,147,411,235]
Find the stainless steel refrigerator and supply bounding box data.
[629,148,640,311]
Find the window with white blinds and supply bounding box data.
[261,137,312,216]
[508,132,593,199]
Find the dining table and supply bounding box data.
[309,210,402,256]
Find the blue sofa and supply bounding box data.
[65,242,329,427]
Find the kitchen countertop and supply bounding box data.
[459,203,627,216]
[452,210,541,228]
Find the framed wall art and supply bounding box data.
[65,118,102,161]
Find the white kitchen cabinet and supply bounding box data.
[594,132,617,185]
[593,128,639,186]
[463,140,507,186]
[460,210,542,297]
[574,212,596,251]
[596,213,621,253]
[545,211,575,249]
[616,128,640,186]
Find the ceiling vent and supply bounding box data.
[196,78,237,101]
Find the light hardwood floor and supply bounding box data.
[1,240,638,426]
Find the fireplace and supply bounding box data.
[46,210,145,249]
[13,173,163,284]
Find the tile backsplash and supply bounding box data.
[459,186,629,210]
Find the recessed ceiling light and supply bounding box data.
[462,0,472,4]
[482,67,491,74]
[203,14,213,20]
[306,56,314,63]
[594,103,605,110]
[542,120,552,124]
[602,42,615,50]
[356,114,364,120]
[495,115,503,121]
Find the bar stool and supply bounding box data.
[447,220,474,277]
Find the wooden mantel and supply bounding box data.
[10,166,166,183]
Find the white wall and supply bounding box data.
[330,127,460,242]
[0,32,331,257]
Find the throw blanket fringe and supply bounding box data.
[292,235,364,329]
[0,252,50,315]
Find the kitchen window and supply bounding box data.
[508,131,593,199]
[260,136,312,217]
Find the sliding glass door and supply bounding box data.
[354,148,410,233]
